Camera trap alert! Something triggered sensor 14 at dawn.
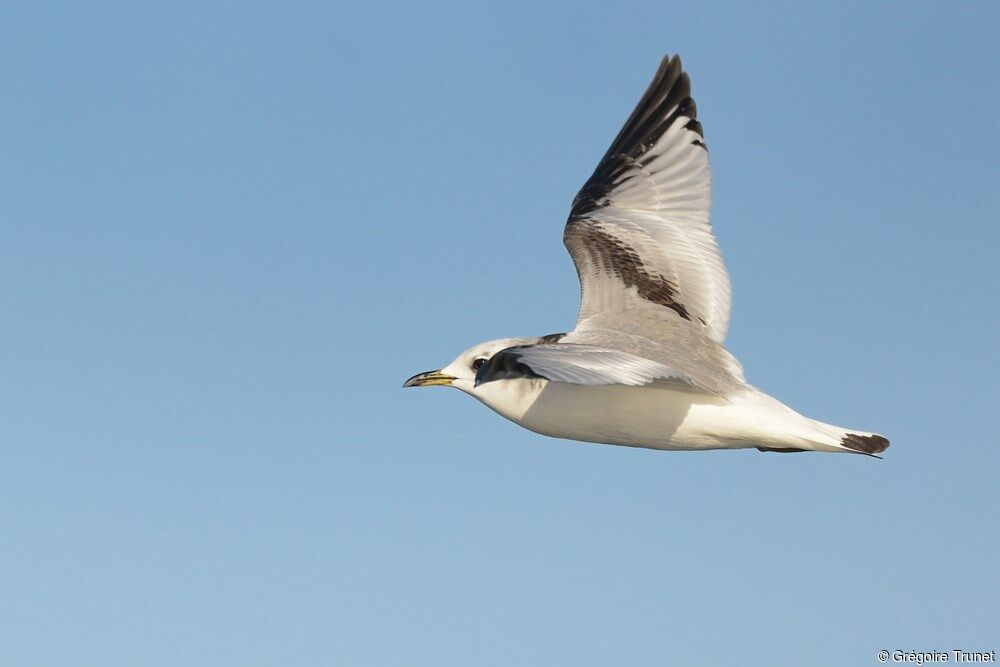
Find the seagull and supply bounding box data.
[404,54,889,457]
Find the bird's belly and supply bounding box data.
[478,380,761,451]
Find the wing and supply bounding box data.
[475,343,706,389]
[565,54,732,343]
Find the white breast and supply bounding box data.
[468,378,830,452]
[471,379,729,450]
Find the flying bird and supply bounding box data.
[404,54,889,456]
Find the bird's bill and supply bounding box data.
[402,370,456,388]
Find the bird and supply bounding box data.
[403,54,889,457]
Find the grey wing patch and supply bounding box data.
[563,219,693,323]
[562,313,746,391]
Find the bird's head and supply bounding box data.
[402,337,541,394]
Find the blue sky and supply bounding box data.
[2,1,998,665]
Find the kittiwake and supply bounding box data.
[403,54,890,457]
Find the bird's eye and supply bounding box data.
[472,357,487,370]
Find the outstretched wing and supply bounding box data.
[565,54,731,343]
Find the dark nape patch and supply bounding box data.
[538,332,567,344]
[841,433,890,455]
[564,220,691,322]
[474,348,542,386]
[756,447,808,453]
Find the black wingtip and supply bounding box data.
[570,53,706,219]
[841,433,890,457]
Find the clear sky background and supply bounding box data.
[2,2,998,665]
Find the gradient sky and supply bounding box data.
[2,2,998,665]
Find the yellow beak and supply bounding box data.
[402,370,456,388]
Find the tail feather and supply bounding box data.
[740,390,890,457]
[840,432,890,456]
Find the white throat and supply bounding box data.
[461,377,548,423]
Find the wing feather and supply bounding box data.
[565,54,731,343]
[475,343,702,389]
